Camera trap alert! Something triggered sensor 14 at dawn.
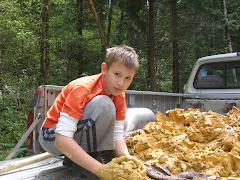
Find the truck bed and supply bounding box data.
[0,156,88,180]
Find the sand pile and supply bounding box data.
[98,155,151,180]
[126,107,240,178]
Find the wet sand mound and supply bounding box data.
[126,107,240,178]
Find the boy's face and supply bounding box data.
[101,61,136,96]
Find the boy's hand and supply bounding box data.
[94,154,146,180]
[94,161,118,180]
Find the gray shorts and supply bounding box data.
[39,95,116,155]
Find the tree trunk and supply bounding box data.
[148,0,156,92]
[223,0,233,53]
[22,39,24,69]
[0,50,6,124]
[107,0,113,47]
[89,0,108,50]
[223,0,237,83]
[171,0,179,93]
[117,11,124,45]
[77,0,83,76]
[40,0,50,85]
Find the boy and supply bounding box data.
[39,45,139,178]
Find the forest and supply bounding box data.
[0,0,240,160]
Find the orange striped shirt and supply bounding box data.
[42,73,126,128]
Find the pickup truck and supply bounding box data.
[0,52,240,179]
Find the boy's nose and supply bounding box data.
[117,78,124,87]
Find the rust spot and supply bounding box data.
[190,102,203,109]
[222,103,238,114]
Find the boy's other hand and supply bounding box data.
[94,154,146,180]
[94,162,116,179]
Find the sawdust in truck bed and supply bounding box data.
[125,106,240,178]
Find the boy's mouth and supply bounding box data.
[114,87,122,92]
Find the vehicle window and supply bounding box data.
[194,61,240,89]
[226,62,240,87]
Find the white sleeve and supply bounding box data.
[114,120,125,141]
[55,112,79,138]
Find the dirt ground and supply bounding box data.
[126,106,240,178]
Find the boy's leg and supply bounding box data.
[71,95,116,178]
[39,95,116,155]
[39,125,62,155]
[73,95,116,153]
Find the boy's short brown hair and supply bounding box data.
[105,45,139,72]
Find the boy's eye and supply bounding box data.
[126,77,131,80]
[115,73,120,76]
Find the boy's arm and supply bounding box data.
[114,139,130,157]
[113,120,130,157]
[55,112,102,174]
[55,133,102,174]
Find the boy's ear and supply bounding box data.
[101,62,107,74]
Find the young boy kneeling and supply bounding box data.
[39,45,139,179]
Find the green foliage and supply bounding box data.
[0,76,34,160]
[1,0,240,160]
